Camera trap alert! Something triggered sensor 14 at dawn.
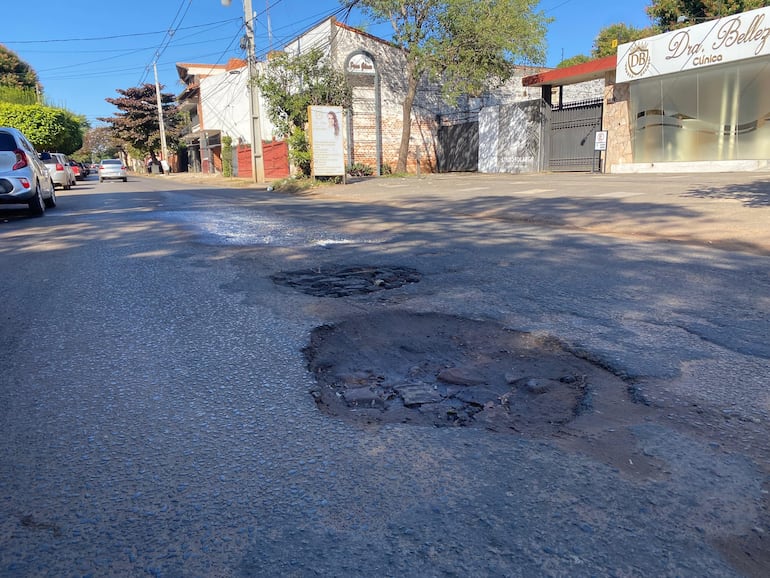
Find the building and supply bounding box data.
[284,17,444,174]
[176,17,554,178]
[176,18,446,177]
[525,6,770,173]
[176,58,271,174]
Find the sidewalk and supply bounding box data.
[153,171,770,255]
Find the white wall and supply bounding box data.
[199,66,275,144]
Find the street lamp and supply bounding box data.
[677,15,717,24]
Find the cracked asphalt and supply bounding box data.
[0,170,768,576]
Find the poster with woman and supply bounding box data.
[309,105,345,177]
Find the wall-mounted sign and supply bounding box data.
[347,53,375,75]
[594,131,608,151]
[309,105,345,177]
[617,6,770,82]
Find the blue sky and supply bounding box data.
[3,0,653,126]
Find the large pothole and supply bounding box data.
[271,265,420,297]
[304,311,630,435]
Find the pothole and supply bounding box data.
[304,311,630,435]
[271,265,420,297]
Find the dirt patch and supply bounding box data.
[304,311,637,436]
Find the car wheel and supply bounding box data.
[99,178,103,183]
[44,186,57,209]
[28,183,45,216]
[64,180,71,190]
[122,177,127,182]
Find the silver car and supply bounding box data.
[0,127,57,216]
[98,159,128,182]
[41,152,76,190]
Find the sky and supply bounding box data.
[3,0,653,126]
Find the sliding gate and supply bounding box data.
[547,98,603,172]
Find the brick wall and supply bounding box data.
[332,23,439,173]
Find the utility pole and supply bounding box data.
[245,0,266,182]
[223,0,265,183]
[153,61,169,170]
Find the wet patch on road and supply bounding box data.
[158,209,387,247]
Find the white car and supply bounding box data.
[0,127,56,216]
[41,152,76,190]
[98,159,127,182]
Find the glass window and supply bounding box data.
[630,57,770,162]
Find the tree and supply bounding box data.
[0,102,83,153]
[100,83,181,162]
[345,0,549,173]
[646,0,770,29]
[75,126,120,162]
[557,21,655,67]
[592,23,654,57]
[255,47,352,176]
[557,55,591,68]
[0,45,39,91]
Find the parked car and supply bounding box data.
[41,152,76,189]
[69,160,84,181]
[98,158,128,182]
[0,126,57,216]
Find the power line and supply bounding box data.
[139,0,196,85]
[3,18,240,44]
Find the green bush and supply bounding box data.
[288,127,311,177]
[0,102,82,153]
[0,86,37,106]
[222,135,233,177]
[346,162,373,177]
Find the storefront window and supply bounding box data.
[631,58,770,162]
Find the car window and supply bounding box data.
[20,136,35,154]
[101,160,122,165]
[0,132,16,151]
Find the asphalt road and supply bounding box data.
[0,171,768,576]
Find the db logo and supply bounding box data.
[625,43,651,78]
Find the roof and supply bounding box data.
[175,62,230,84]
[332,18,399,50]
[522,55,617,87]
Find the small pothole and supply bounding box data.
[304,311,629,435]
[271,265,420,297]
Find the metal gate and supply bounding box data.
[547,98,603,172]
[437,118,479,172]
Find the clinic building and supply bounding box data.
[526,6,770,173]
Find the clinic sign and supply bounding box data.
[617,6,770,82]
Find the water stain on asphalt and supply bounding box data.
[158,209,386,247]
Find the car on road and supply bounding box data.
[69,160,84,181]
[98,158,127,182]
[0,127,57,216]
[41,152,76,190]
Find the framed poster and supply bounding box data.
[309,105,345,177]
